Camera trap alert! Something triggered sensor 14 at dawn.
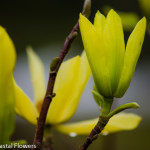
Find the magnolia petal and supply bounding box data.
[47,52,91,124]
[0,26,16,81]
[79,13,112,97]
[27,47,45,106]
[103,6,140,31]
[0,26,16,143]
[115,17,146,97]
[102,113,141,135]
[103,9,125,94]
[55,118,98,135]
[14,80,38,125]
[94,11,106,36]
[54,113,141,135]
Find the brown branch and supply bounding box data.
[79,116,109,150]
[32,0,91,149]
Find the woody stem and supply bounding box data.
[79,99,113,150]
[32,0,91,149]
[33,22,79,150]
[79,115,109,150]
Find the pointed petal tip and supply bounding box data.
[79,13,84,19]
[108,9,115,15]
[136,16,146,30]
[109,9,115,12]
[94,10,106,29]
[96,10,100,15]
[0,26,16,72]
[95,10,106,18]
[107,9,121,21]
[94,10,101,20]
[106,9,122,28]
[79,12,92,26]
[138,16,146,26]
[79,13,86,26]
[141,16,146,23]
[114,15,146,98]
[141,16,147,29]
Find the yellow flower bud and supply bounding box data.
[79,9,146,98]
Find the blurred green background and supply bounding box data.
[0,0,150,149]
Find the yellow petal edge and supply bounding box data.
[27,46,46,105]
[0,26,16,79]
[115,17,146,97]
[79,13,112,97]
[54,113,141,135]
[47,51,91,124]
[14,80,38,125]
[0,26,16,143]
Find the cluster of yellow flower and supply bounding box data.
[0,9,146,140]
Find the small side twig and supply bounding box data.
[79,101,139,150]
[79,116,109,150]
[32,0,91,149]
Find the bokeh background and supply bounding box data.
[0,0,150,149]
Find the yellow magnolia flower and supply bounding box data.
[79,9,146,98]
[0,26,142,137]
[0,26,16,143]
[55,113,141,136]
[14,48,141,135]
[14,47,91,125]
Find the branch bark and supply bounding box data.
[33,22,79,149]
[79,116,109,150]
[32,0,91,149]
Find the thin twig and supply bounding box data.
[32,0,91,149]
[79,116,109,150]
